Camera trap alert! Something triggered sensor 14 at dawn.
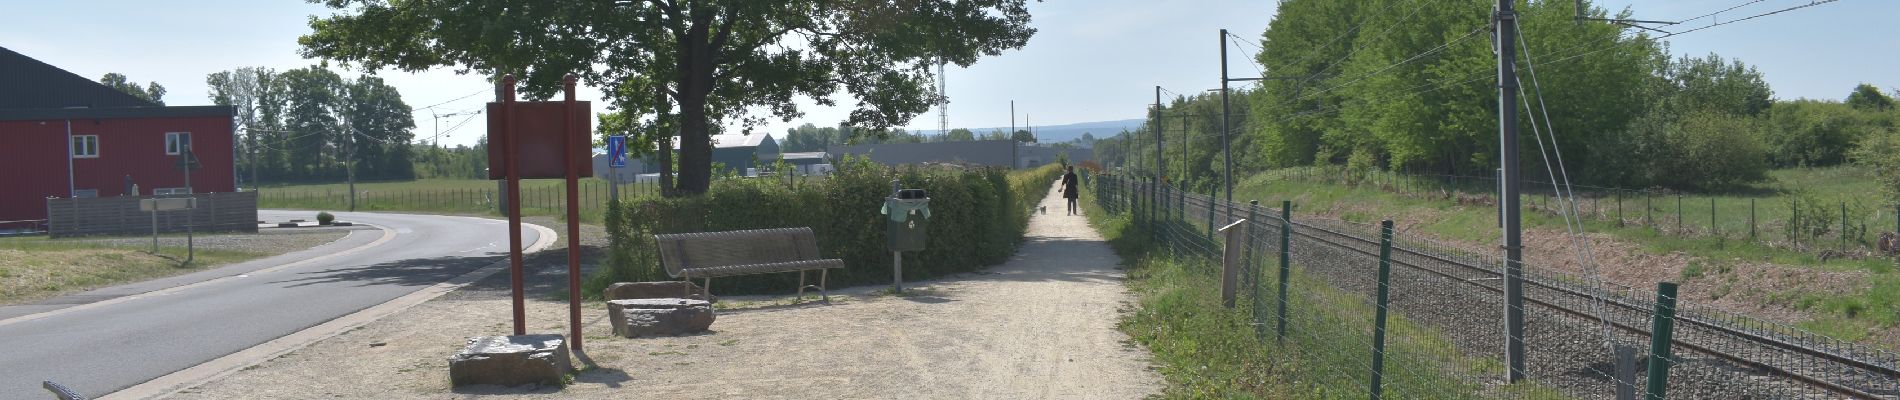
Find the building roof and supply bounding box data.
[0,105,234,122]
[664,132,775,150]
[0,46,159,110]
[779,151,827,160]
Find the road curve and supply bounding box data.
[0,210,543,399]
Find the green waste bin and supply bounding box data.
[883,189,930,252]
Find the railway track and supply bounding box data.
[1113,179,1900,399]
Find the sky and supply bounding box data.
[2,0,1892,148]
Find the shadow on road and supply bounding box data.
[268,255,504,288]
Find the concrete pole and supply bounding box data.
[1495,0,1528,383]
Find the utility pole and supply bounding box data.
[1153,86,1164,224]
[1494,0,1528,383]
[1219,29,1308,202]
[1218,29,1234,203]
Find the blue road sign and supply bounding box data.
[607,135,628,168]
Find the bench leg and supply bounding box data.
[704,278,713,299]
[820,269,830,304]
[797,270,807,302]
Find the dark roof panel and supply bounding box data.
[0,45,159,110]
[0,105,233,122]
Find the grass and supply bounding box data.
[1232,166,1900,347]
[1081,189,1544,398]
[257,177,662,223]
[0,236,266,306]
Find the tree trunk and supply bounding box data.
[659,133,674,196]
[676,103,712,194]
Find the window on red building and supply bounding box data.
[72,135,99,158]
[165,132,191,155]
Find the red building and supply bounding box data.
[0,46,235,227]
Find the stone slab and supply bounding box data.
[605,281,714,302]
[448,334,571,387]
[608,298,714,337]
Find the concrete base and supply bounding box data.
[608,299,714,338]
[448,334,571,387]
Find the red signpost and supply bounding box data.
[488,74,592,351]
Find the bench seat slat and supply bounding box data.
[678,259,845,279]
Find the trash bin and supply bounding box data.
[883,188,930,252]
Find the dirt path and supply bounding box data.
[172,185,1160,399]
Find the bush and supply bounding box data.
[1852,128,1900,203]
[1646,110,1770,191]
[588,159,1063,297]
[316,211,335,225]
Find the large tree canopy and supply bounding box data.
[299,0,1036,194]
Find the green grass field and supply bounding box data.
[0,237,265,306]
[257,178,664,223]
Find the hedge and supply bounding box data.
[591,158,1063,296]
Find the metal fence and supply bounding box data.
[1277,166,1900,258]
[256,180,663,215]
[46,191,258,238]
[1095,174,1900,399]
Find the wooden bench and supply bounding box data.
[655,227,845,302]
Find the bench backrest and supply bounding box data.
[654,227,824,277]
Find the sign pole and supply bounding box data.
[503,75,526,336]
[183,146,195,263]
[562,74,584,351]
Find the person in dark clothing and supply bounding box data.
[1061,166,1080,215]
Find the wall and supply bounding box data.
[0,115,235,222]
[47,191,258,237]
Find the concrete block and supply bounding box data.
[448,334,571,387]
[608,299,714,337]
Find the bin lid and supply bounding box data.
[881,198,931,222]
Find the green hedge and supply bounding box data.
[592,158,1063,296]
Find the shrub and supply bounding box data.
[1853,128,1900,204]
[316,211,335,225]
[588,158,1063,297]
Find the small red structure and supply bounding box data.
[0,46,235,229]
[487,74,590,351]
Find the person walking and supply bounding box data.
[1061,165,1080,215]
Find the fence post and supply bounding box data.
[1248,200,1262,339]
[1676,194,1683,235]
[1370,219,1394,400]
[1645,281,1679,400]
[1646,192,1652,229]
[1617,191,1624,227]
[1710,197,1716,237]
[1750,199,1757,240]
[1842,201,1848,253]
[1793,200,1801,249]
[1277,200,1292,346]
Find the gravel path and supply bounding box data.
[172,185,1161,399]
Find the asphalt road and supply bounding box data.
[0,211,539,399]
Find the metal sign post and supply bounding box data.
[175,145,200,263]
[607,135,627,201]
[488,74,592,352]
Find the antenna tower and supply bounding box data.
[938,62,949,136]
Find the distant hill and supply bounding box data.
[960,118,1143,145]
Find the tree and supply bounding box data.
[100,73,166,105]
[344,76,418,180]
[300,0,1037,195]
[945,128,975,142]
[279,67,344,178]
[1846,83,1895,112]
[1012,129,1036,143]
